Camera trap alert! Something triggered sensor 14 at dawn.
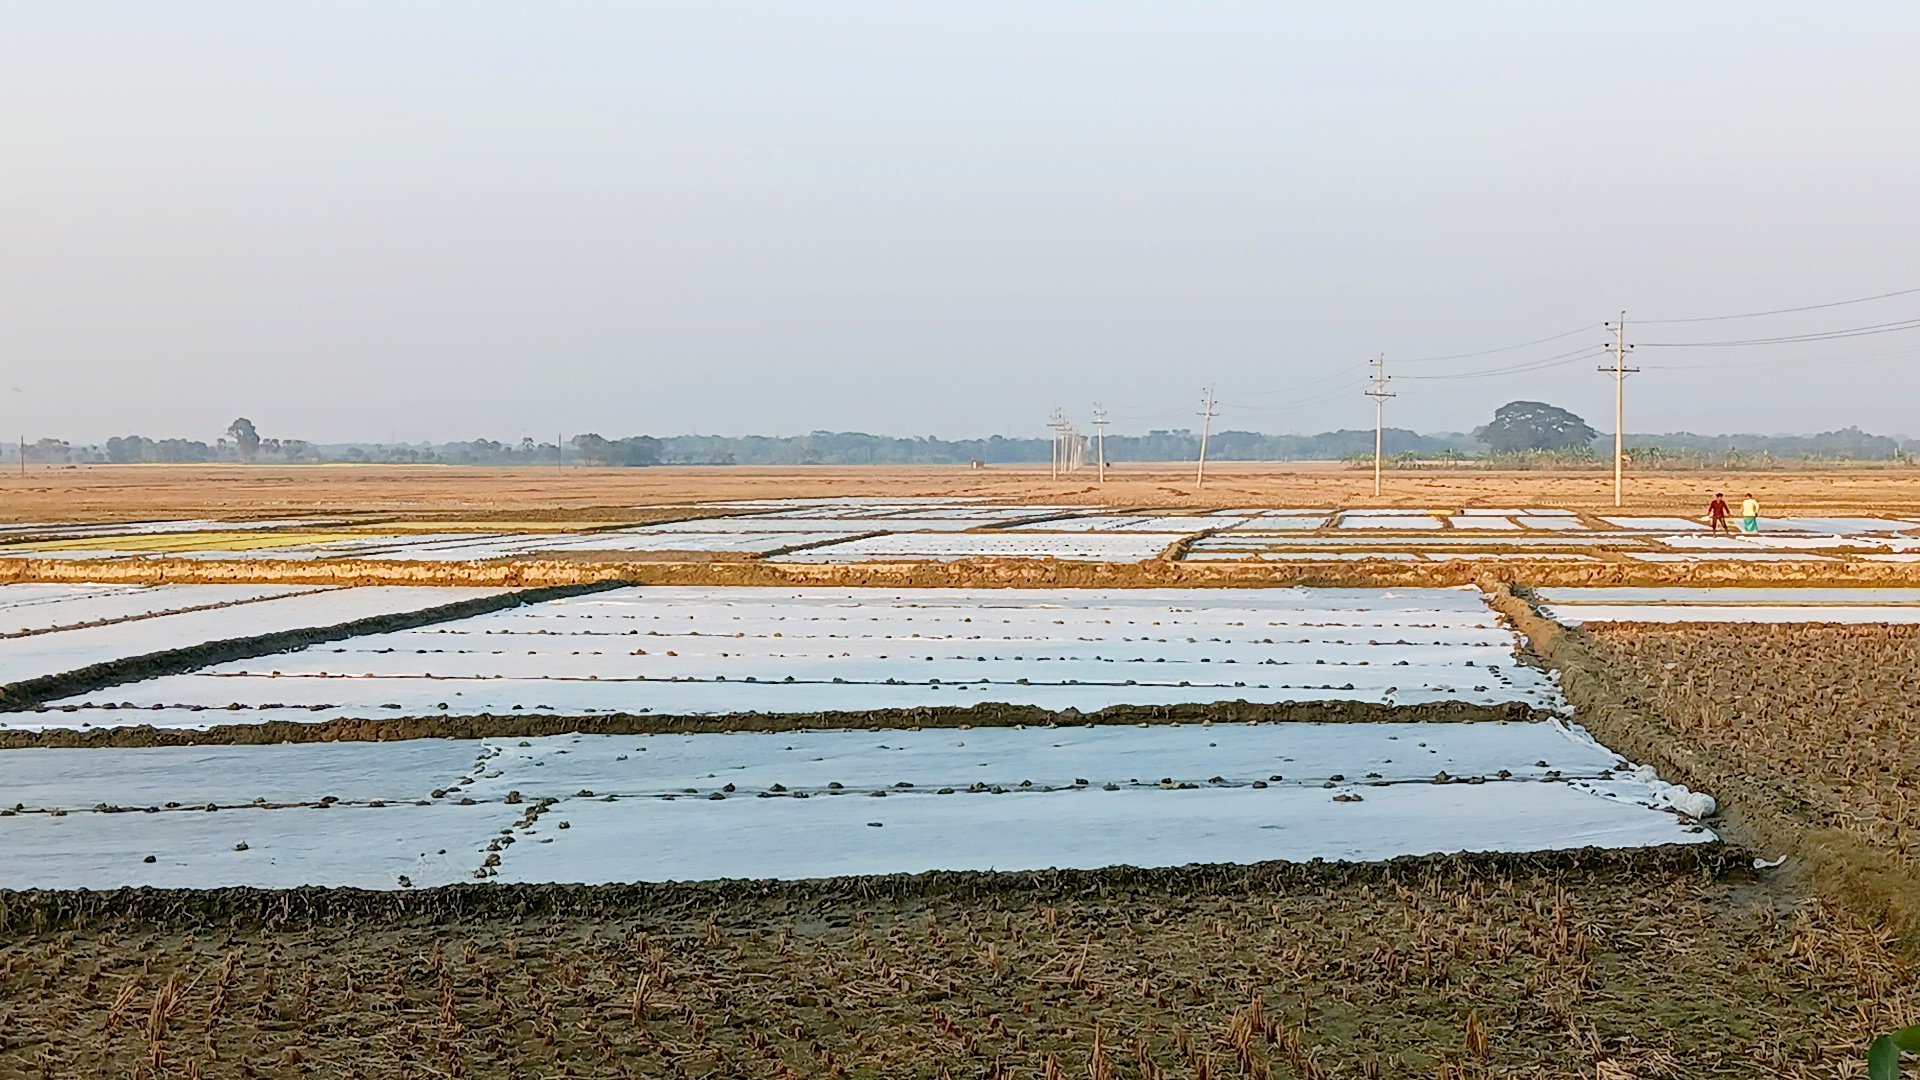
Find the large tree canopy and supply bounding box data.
[225,417,262,462]
[1474,401,1598,453]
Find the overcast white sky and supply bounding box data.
[3,2,1917,443]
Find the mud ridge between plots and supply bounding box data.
[0,699,1555,748]
[1488,583,1920,950]
[0,582,627,712]
[9,557,1920,591]
[0,843,1746,934]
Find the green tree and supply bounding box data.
[225,418,262,463]
[1475,401,1598,453]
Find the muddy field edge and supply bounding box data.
[0,699,1554,748]
[0,842,1747,934]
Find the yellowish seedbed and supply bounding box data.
[7,531,371,554]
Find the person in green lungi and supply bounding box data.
[1740,493,1761,534]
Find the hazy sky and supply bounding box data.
[4,3,1918,442]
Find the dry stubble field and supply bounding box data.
[2,856,1913,1080]
[5,462,1920,522]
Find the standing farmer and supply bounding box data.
[1740,493,1761,534]
[1708,493,1732,533]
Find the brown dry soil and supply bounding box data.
[3,849,1916,1080]
[7,465,1920,589]
[1491,588,1920,952]
[7,462,1920,522]
[1583,623,1920,869]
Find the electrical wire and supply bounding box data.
[1217,379,1373,416]
[1645,342,1918,371]
[1395,325,1597,364]
[1230,361,1372,399]
[1638,285,1920,324]
[1638,317,1920,348]
[1394,344,1606,380]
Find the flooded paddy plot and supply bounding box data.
[0,719,1711,889]
[32,586,1565,728]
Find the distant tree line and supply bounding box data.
[6,408,1917,467]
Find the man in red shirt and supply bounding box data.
[1708,493,1732,533]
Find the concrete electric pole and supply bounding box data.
[1364,354,1395,497]
[1091,403,1109,485]
[1195,387,1218,489]
[1600,313,1639,508]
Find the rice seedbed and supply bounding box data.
[1536,586,1920,607]
[5,530,370,555]
[1598,517,1708,531]
[0,586,513,695]
[0,584,317,637]
[643,517,1004,534]
[1534,587,1920,625]
[0,719,1713,888]
[1336,515,1445,530]
[772,532,1175,562]
[0,853,1908,1079]
[1009,516,1256,533]
[1627,551,1837,563]
[1190,534,1633,547]
[25,586,1565,730]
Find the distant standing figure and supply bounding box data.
[1708,493,1731,533]
[1740,493,1761,534]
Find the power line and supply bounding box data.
[1218,379,1372,416]
[1397,325,1597,364]
[1395,344,1605,380]
[1639,285,1920,324]
[1646,343,1917,371]
[1231,361,1372,399]
[1638,316,1920,348]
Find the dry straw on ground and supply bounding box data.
[1,850,1912,1080]
[1585,622,1920,868]
[1494,586,1920,949]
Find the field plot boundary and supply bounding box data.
[0,842,1743,934]
[1490,583,1920,947]
[0,582,624,712]
[1,698,1554,749]
[15,553,1920,590]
